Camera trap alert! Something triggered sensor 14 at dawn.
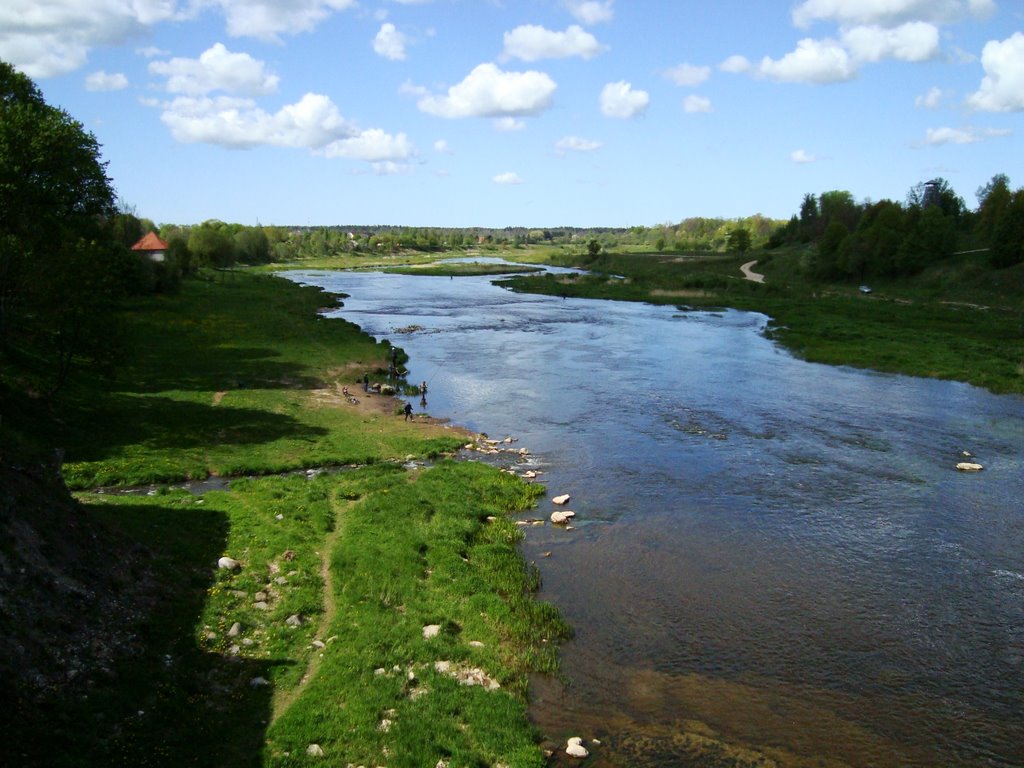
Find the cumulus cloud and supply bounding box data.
[683,94,713,113]
[792,0,995,29]
[600,80,649,118]
[915,86,944,108]
[493,117,526,132]
[841,22,939,63]
[433,139,453,154]
[85,70,129,91]
[493,171,524,185]
[416,63,557,119]
[921,125,1011,145]
[149,43,279,96]
[373,22,408,60]
[662,62,711,87]
[791,149,817,163]
[209,0,357,42]
[503,24,605,61]
[0,0,178,77]
[967,32,1024,112]
[564,0,614,25]
[152,88,415,170]
[321,128,414,162]
[720,55,752,74]
[556,136,602,152]
[757,38,856,83]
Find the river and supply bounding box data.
[286,266,1024,767]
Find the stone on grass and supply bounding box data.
[218,556,241,570]
[306,743,324,757]
[285,614,304,627]
[227,622,242,638]
[422,624,441,639]
[566,737,589,759]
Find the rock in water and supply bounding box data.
[552,494,571,505]
[566,737,589,759]
[550,510,576,525]
[956,462,984,471]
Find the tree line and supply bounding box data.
[768,176,1024,281]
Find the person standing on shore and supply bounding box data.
[403,402,413,420]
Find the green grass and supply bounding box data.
[25,272,467,488]
[4,269,569,766]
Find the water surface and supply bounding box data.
[287,268,1024,767]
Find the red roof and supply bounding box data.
[131,231,169,251]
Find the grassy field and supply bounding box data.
[501,248,1024,395]
[4,271,570,767]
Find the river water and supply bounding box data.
[286,267,1024,767]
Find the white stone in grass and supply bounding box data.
[285,614,304,627]
[422,624,441,639]
[566,737,589,758]
[227,622,242,637]
[552,494,571,505]
[306,743,324,757]
[217,556,241,570]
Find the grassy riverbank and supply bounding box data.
[2,272,569,766]
[502,248,1024,395]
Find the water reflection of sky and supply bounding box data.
[285,267,1024,767]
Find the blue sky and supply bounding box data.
[3,0,1021,227]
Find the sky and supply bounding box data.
[2,0,1022,228]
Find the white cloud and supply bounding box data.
[683,94,713,113]
[493,171,524,185]
[922,125,1012,145]
[137,45,169,58]
[433,139,453,154]
[493,117,526,132]
[600,80,649,118]
[85,70,129,91]
[663,62,711,87]
[792,0,995,29]
[153,90,417,169]
[503,24,605,62]
[841,22,940,63]
[157,92,351,148]
[564,0,614,25]
[720,54,752,74]
[757,38,857,84]
[322,128,414,162]
[373,22,408,61]
[416,63,557,119]
[556,136,602,152]
[915,86,944,108]
[0,0,178,78]
[371,161,414,176]
[967,32,1024,112]
[149,43,279,96]
[208,0,357,42]
[791,149,817,163]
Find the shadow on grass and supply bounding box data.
[4,498,288,767]
[117,346,325,395]
[60,391,328,464]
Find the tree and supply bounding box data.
[976,173,1011,246]
[188,222,235,268]
[990,189,1024,269]
[727,227,751,253]
[1,60,124,394]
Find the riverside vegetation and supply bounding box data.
[2,271,570,767]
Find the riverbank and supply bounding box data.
[500,248,1024,395]
[2,271,570,766]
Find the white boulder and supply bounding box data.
[566,737,589,759]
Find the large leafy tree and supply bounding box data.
[0,60,124,395]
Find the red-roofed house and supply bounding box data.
[131,231,169,262]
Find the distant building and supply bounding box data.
[130,231,170,262]
[923,180,942,209]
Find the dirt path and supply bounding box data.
[740,260,765,283]
[270,497,352,724]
